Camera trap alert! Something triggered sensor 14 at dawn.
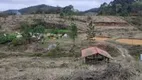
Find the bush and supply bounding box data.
[11,38,25,46]
[0,34,16,44]
[60,12,65,18]
[21,23,45,34]
[20,22,46,42]
[32,25,45,34]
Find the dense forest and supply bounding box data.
[98,0,142,16]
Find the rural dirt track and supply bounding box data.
[95,37,142,45]
[116,39,142,45]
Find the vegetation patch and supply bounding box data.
[0,33,16,44]
[45,29,70,34]
[11,38,26,46]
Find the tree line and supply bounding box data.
[98,0,142,16]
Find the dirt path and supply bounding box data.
[116,39,142,45]
[94,37,142,45]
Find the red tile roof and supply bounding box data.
[81,47,113,59]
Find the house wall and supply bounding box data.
[85,54,109,64]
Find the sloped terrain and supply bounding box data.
[0,42,141,80]
[0,14,142,80]
[0,14,141,38]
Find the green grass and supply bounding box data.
[45,29,70,34]
[0,33,17,44]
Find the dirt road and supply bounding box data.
[94,37,142,45]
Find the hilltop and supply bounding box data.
[1,4,62,15]
[1,0,141,16]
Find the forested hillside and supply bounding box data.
[98,0,142,16]
[0,4,78,15]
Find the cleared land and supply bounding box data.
[0,15,142,80]
[0,15,141,38]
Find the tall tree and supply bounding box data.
[86,16,96,39]
[68,23,78,54]
[98,0,137,16]
[69,23,78,43]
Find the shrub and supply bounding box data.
[11,38,25,46]
[20,22,45,42]
[32,25,45,34]
[0,34,16,44]
[60,12,65,18]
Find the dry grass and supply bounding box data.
[0,52,141,80]
[0,14,142,80]
[0,14,141,38]
[0,57,108,80]
[58,63,138,80]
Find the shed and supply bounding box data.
[81,47,113,64]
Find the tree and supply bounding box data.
[69,23,78,42]
[62,5,76,16]
[116,4,122,13]
[59,12,65,18]
[99,2,109,15]
[98,0,136,16]
[20,22,31,43]
[86,16,96,39]
[68,23,78,54]
[63,5,74,14]
[132,1,142,15]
